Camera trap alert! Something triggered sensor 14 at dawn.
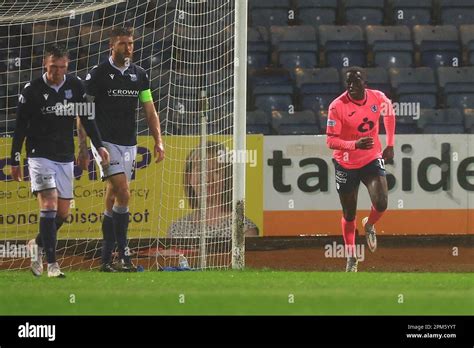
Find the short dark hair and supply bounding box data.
[109,26,134,43]
[345,66,367,80]
[44,44,69,59]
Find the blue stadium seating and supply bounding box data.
[394,116,419,134]
[460,25,474,66]
[417,109,465,134]
[272,110,319,135]
[249,68,294,112]
[248,27,271,70]
[295,67,340,113]
[249,0,291,27]
[366,25,414,68]
[253,84,294,113]
[389,0,432,26]
[205,70,234,135]
[319,25,366,68]
[271,26,318,69]
[389,67,437,108]
[437,67,474,109]
[318,110,329,134]
[413,25,461,68]
[296,0,337,27]
[249,67,293,88]
[439,0,474,26]
[343,0,385,26]
[0,83,6,119]
[247,110,272,134]
[463,108,474,134]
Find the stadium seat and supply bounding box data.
[249,68,294,112]
[271,110,319,135]
[0,84,6,126]
[103,2,128,25]
[247,27,271,70]
[439,0,474,26]
[253,84,294,113]
[460,25,474,66]
[463,108,474,133]
[249,0,291,28]
[70,11,95,27]
[296,0,337,27]
[295,67,340,113]
[138,29,173,70]
[31,24,57,45]
[366,25,414,68]
[413,25,461,68]
[247,110,272,134]
[343,0,385,26]
[342,67,391,97]
[389,67,437,108]
[79,25,105,48]
[389,0,432,26]
[87,39,108,55]
[394,116,419,134]
[0,112,17,134]
[270,26,318,69]
[207,109,233,135]
[249,67,293,88]
[318,109,329,134]
[67,49,79,72]
[417,109,465,134]
[165,71,202,132]
[437,67,474,109]
[102,0,147,28]
[205,70,235,135]
[319,25,366,68]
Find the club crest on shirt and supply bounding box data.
[371,105,378,112]
[43,94,49,100]
[327,119,336,127]
[129,74,137,82]
[64,89,73,99]
[109,74,115,80]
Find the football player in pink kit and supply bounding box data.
[326,67,395,272]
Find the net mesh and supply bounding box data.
[0,0,239,271]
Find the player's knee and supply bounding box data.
[57,212,68,221]
[115,186,130,202]
[42,202,57,211]
[343,210,356,222]
[374,198,387,212]
[41,197,57,211]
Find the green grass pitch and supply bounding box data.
[1,270,472,315]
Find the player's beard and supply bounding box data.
[115,52,132,67]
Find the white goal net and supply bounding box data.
[0,0,247,271]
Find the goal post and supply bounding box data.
[0,0,247,271]
[232,0,247,270]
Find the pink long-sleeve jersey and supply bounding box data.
[326,89,395,169]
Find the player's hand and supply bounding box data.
[77,148,90,171]
[11,165,22,182]
[382,146,394,165]
[355,137,374,150]
[154,141,165,163]
[98,147,110,169]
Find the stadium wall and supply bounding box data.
[1,135,473,237]
[264,135,474,236]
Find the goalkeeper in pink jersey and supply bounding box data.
[326,67,395,272]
